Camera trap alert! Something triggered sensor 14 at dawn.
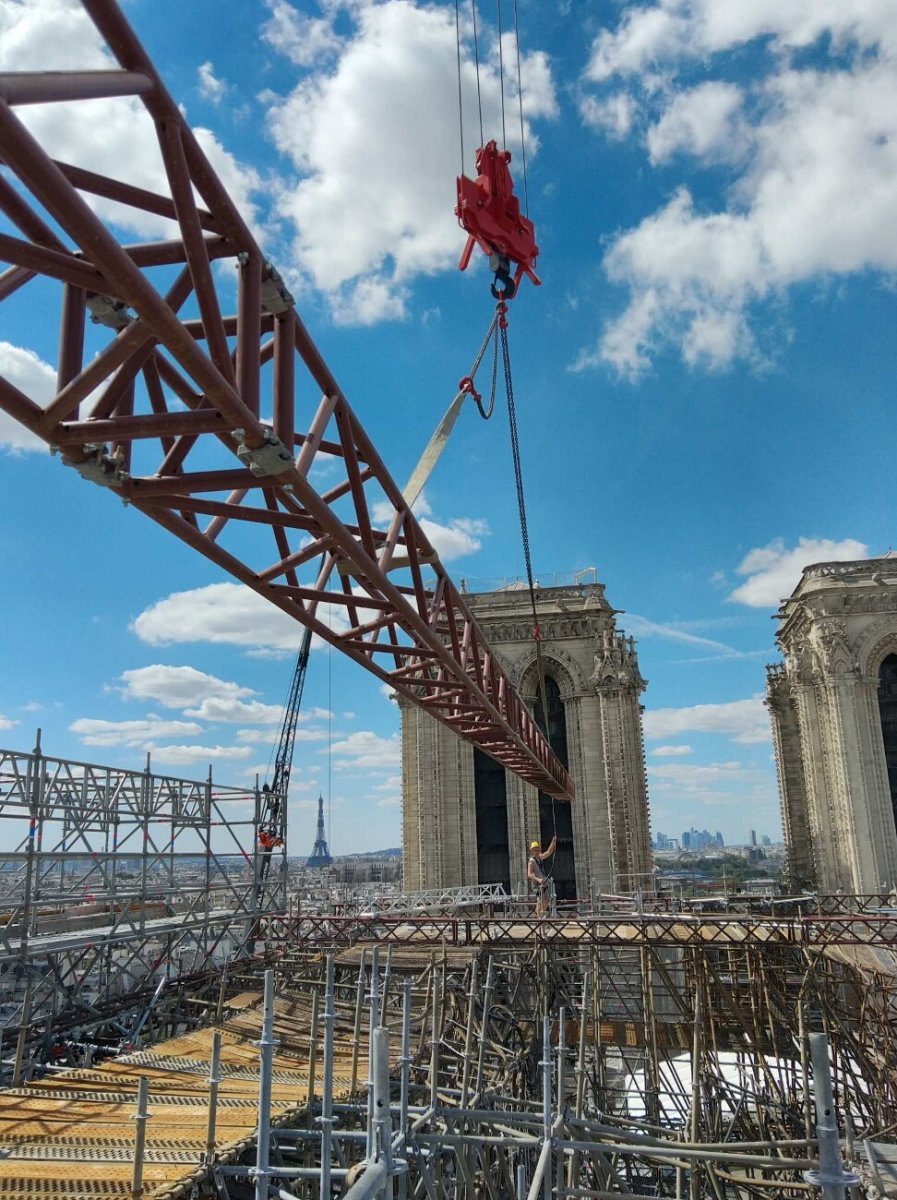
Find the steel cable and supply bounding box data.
[500,317,559,855]
[512,0,529,217]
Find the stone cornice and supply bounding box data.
[775,557,897,637]
[477,615,612,644]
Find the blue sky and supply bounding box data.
[1,0,896,853]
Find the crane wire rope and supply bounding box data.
[454,0,465,177]
[499,308,559,860]
[512,0,529,217]
[453,0,554,867]
[496,0,507,149]
[470,0,485,147]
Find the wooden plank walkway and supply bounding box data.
[0,990,373,1199]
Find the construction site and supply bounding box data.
[3,738,897,1200]
[1,2,896,1199]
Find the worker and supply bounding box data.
[527,835,557,916]
[259,828,284,851]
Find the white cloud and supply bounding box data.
[0,715,17,731]
[184,696,285,724]
[261,0,342,67]
[327,730,401,769]
[374,772,402,807]
[265,1,556,322]
[642,697,770,745]
[132,583,305,654]
[624,613,737,656]
[147,743,254,766]
[0,342,54,452]
[194,127,263,240]
[419,515,489,561]
[116,662,308,726]
[0,0,106,72]
[579,91,636,140]
[237,726,326,744]
[578,5,897,374]
[649,744,693,757]
[118,664,254,708]
[648,760,752,788]
[646,82,748,165]
[198,61,227,104]
[728,537,869,608]
[290,795,322,810]
[371,491,489,562]
[69,715,203,748]
[131,583,352,655]
[647,758,775,812]
[0,0,262,239]
[585,4,897,80]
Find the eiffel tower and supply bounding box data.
[306,794,333,868]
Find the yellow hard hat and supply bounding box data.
[530,841,540,850]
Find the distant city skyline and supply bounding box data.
[653,828,777,851]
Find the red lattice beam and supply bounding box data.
[0,0,573,801]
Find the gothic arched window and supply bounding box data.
[534,676,576,902]
[877,654,897,835]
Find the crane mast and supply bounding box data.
[263,625,313,845]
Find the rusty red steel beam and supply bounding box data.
[264,912,897,948]
[0,0,574,801]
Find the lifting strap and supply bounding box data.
[402,307,500,508]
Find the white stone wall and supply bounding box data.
[401,581,653,898]
[767,558,897,893]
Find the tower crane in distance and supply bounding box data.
[257,624,313,886]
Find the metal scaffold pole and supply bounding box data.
[804,1033,860,1200]
[254,968,277,1200]
[321,954,336,1200]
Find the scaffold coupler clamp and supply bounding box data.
[803,1164,861,1193]
[56,442,128,488]
[86,293,133,330]
[232,425,294,477]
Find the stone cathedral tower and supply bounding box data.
[400,576,653,900]
[766,554,897,893]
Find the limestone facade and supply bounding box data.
[765,556,897,892]
[401,580,653,899]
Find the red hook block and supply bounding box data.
[456,140,541,298]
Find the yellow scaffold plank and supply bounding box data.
[0,991,381,1200]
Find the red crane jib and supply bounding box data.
[456,141,541,293]
[0,3,574,804]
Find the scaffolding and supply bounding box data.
[1,899,894,1198]
[0,736,286,1082]
[230,928,897,1200]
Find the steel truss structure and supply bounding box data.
[333,882,513,917]
[0,0,571,801]
[263,909,897,950]
[0,737,285,1082]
